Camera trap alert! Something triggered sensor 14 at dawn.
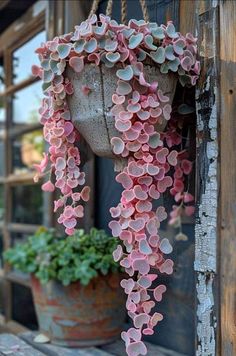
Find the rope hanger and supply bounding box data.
[89,0,150,23]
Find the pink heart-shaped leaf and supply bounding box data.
[69,56,84,73]
[113,245,123,262]
[159,259,174,274]
[146,164,160,176]
[111,137,125,154]
[110,206,121,218]
[133,185,148,200]
[112,94,125,105]
[149,235,160,248]
[139,239,152,255]
[127,162,144,177]
[156,206,167,222]
[153,285,167,302]
[132,258,150,274]
[115,119,132,132]
[159,238,173,254]
[122,189,135,202]
[119,111,133,120]
[156,148,169,163]
[120,278,135,294]
[157,176,173,193]
[133,313,150,329]
[149,184,160,199]
[108,220,122,237]
[116,172,133,189]
[127,328,141,342]
[129,218,145,232]
[146,217,159,235]
[143,328,154,336]
[150,312,163,327]
[126,341,147,356]
[136,200,152,213]
[167,150,178,166]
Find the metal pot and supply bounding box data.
[31,273,126,347]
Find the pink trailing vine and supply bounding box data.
[33,14,199,356]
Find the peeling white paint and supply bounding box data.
[196,274,216,356]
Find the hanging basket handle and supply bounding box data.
[89,0,149,23]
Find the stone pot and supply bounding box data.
[31,273,126,347]
[67,63,177,170]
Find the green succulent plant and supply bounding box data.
[4,227,121,286]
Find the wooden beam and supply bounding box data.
[194,1,220,355]
[219,1,236,354]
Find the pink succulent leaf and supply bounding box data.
[108,220,122,237]
[153,285,167,302]
[159,259,174,274]
[159,238,173,254]
[113,245,123,262]
[150,312,164,327]
[127,341,147,356]
[134,313,150,329]
[42,180,55,192]
[111,137,125,154]
[132,258,150,275]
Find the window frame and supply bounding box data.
[0,1,51,333]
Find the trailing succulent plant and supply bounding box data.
[32,13,198,356]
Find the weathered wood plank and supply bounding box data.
[194,1,219,355]
[20,332,111,356]
[0,333,45,355]
[219,1,236,355]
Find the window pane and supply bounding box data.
[12,282,38,330]
[11,184,43,224]
[12,81,42,125]
[0,232,3,270]
[0,185,4,221]
[0,140,5,177]
[12,130,43,174]
[12,30,46,85]
[0,57,5,122]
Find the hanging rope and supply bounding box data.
[121,0,127,24]
[89,0,149,23]
[139,0,149,22]
[106,0,113,16]
[89,0,100,17]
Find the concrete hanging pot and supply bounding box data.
[67,63,177,171]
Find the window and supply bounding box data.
[0,1,49,332]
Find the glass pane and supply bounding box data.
[12,130,44,174]
[0,57,5,122]
[12,81,42,125]
[0,185,4,221]
[12,282,38,330]
[0,57,4,92]
[12,30,46,85]
[0,232,3,270]
[11,184,43,224]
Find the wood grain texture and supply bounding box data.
[194,1,219,355]
[0,333,45,356]
[219,1,236,355]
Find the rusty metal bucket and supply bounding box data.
[31,274,126,347]
[67,63,177,171]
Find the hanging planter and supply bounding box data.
[32,0,199,354]
[67,63,177,171]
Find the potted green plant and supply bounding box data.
[4,227,126,347]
